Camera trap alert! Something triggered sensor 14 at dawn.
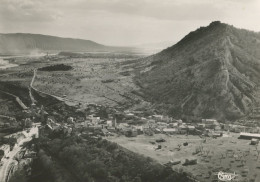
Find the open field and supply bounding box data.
[0,53,147,111]
[107,133,260,182]
[32,56,145,109]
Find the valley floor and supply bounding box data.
[107,133,260,182]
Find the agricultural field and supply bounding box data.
[0,53,147,110]
[107,133,260,182]
[0,56,51,90]
[33,56,145,109]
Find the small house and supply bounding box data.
[107,127,116,133]
[187,126,195,131]
[239,132,260,140]
[202,119,219,129]
[251,138,259,145]
[106,120,113,127]
[163,128,177,135]
[125,129,138,137]
[152,115,164,121]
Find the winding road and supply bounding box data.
[29,69,37,105]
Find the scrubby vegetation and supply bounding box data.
[33,135,193,182]
[9,168,28,182]
[33,56,143,109]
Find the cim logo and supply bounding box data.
[217,171,238,181]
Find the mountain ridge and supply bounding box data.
[134,21,260,121]
[0,33,135,55]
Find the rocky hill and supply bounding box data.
[134,21,260,121]
[0,33,132,55]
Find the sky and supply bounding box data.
[0,0,260,46]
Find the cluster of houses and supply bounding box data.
[223,124,260,133]
[39,118,73,137]
[40,109,226,138]
[37,103,260,141]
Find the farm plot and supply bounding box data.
[107,133,260,182]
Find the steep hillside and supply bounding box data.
[0,33,132,55]
[135,21,260,121]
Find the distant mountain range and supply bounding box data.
[0,33,136,55]
[135,21,260,121]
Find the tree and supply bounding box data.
[9,168,27,182]
[177,144,182,151]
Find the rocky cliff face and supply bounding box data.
[135,21,260,121]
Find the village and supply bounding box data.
[28,103,260,181]
[0,98,260,182]
[37,106,260,142]
[1,99,260,154]
[2,101,260,148]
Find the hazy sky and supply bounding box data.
[0,0,260,46]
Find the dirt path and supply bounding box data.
[28,69,37,105]
[0,90,28,110]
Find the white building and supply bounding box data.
[163,128,177,134]
[107,120,113,127]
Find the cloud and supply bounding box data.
[0,0,259,45]
[53,0,257,21]
[1,0,258,23]
[48,0,225,21]
[0,0,62,22]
